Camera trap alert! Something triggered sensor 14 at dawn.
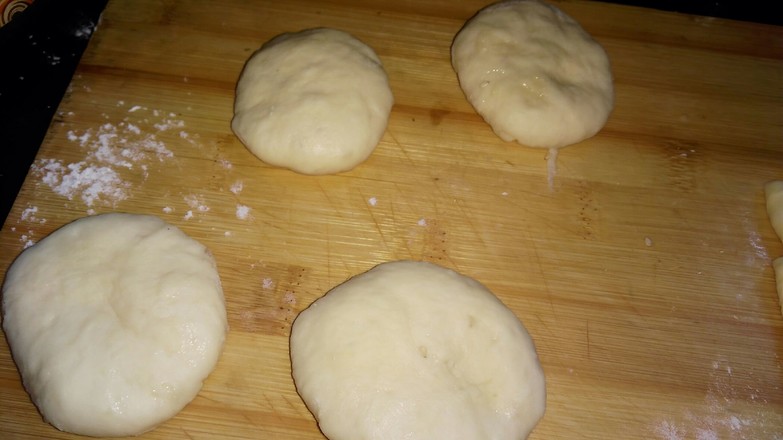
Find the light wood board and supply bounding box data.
[1,0,782,438]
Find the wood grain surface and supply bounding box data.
[1,0,782,439]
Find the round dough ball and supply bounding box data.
[290,260,546,440]
[2,213,228,437]
[231,28,394,175]
[451,0,614,149]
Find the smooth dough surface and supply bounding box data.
[451,0,614,149]
[766,181,783,314]
[232,28,394,175]
[775,258,783,316]
[2,213,228,437]
[290,260,546,440]
[765,180,783,242]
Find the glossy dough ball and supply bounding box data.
[290,260,546,440]
[452,0,614,149]
[2,213,228,437]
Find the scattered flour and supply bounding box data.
[20,206,45,224]
[183,210,194,220]
[645,236,653,247]
[654,420,684,440]
[162,206,173,214]
[650,359,782,440]
[230,180,244,195]
[236,204,251,220]
[32,104,190,209]
[184,194,210,212]
[368,197,378,207]
[19,234,35,249]
[262,278,275,290]
[282,291,296,305]
[32,159,129,207]
[417,218,428,227]
[73,21,95,39]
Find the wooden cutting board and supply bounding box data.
[1,0,781,438]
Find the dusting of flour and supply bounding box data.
[31,104,191,209]
[236,204,251,220]
[650,358,782,440]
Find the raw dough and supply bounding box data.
[765,180,783,241]
[2,213,228,437]
[451,0,614,184]
[775,258,783,315]
[231,28,394,175]
[765,180,783,314]
[290,260,546,440]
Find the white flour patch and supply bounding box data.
[368,197,378,207]
[31,159,130,207]
[650,358,782,439]
[230,180,243,195]
[184,194,210,213]
[183,210,194,220]
[20,205,45,224]
[262,278,275,290]
[218,158,233,169]
[32,104,189,210]
[417,218,428,227]
[162,206,173,214]
[653,420,684,440]
[282,291,296,306]
[236,204,251,220]
[73,21,95,39]
[20,234,35,249]
[153,118,185,132]
[645,236,653,247]
[742,216,768,266]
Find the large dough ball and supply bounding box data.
[290,260,546,440]
[451,0,614,149]
[231,28,394,175]
[2,213,228,437]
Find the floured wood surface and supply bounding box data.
[0,0,781,439]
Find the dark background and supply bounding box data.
[0,0,780,225]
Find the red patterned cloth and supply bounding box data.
[0,0,34,27]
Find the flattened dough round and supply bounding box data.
[765,180,783,315]
[2,213,228,437]
[452,0,614,149]
[765,180,783,242]
[232,28,394,175]
[290,260,546,440]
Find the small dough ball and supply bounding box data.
[231,28,394,175]
[2,213,228,437]
[451,0,614,149]
[290,260,546,440]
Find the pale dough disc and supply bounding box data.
[231,28,394,175]
[765,180,783,241]
[774,258,783,316]
[290,260,546,440]
[451,0,614,149]
[2,213,228,437]
[765,180,783,314]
